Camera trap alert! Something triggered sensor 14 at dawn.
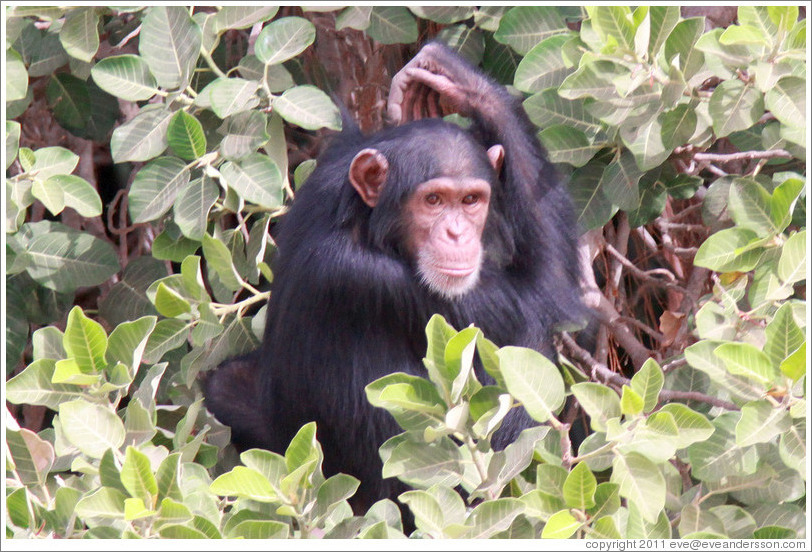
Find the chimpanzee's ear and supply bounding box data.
[487,145,504,176]
[349,148,389,207]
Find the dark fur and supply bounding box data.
[203,45,583,513]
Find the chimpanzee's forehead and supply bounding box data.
[375,120,495,180]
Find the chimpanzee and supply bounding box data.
[203,43,583,514]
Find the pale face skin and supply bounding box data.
[403,176,491,299]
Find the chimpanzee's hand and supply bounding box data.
[387,42,495,125]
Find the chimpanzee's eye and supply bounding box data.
[462,194,479,205]
[425,193,441,205]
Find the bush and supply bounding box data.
[5,6,806,539]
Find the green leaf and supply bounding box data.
[59,399,126,458]
[410,6,473,24]
[770,177,804,233]
[523,89,603,140]
[611,452,665,524]
[220,153,284,209]
[174,176,219,240]
[91,54,159,101]
[763,303,804,369]
[586,6,635,50]
[646,6,680,58]
[63,306,107,374]
[377,382,445,415]
[779,421,805,475]
[630,358,663,413]
[658,404,715,448]
[285,421,320,473]
[218,110,269,160]
[719,25,770,47]
[19,24,69,77]
[52,358,99,385]
[366,6,418,45]
[497,346,565,423]
[143,320,189,364]
[6,48,28,102]
[254,17,315,65]
[124,497,155,521]
[513,34,572,93]
[274,85,341,131]
[31,177,65,215]
[167,111,206,161]
[569,162,617,231]
[728,177,776,235]
[27,146,79,178]
[121,446,159,506]
[563,462,597,509]
[571,382,620,431]
[25,227,119,293]
[110,105,173,163]
[620,385,644,417]
[59,7,99,62]
[778,230,806,284]
[6,428,55,486]
[6,120,22,169]
[210,466,278,502]
[366,373,447,431]
[494,6,568,55]
[316,473,360,517]
[735,400,791,447]
[694,227,763,272]
[128,156,190,223]
[124,398,157,446]
[541,510,581,539]
[714,342,778,386]
[228,520,288,539]
[206,77,260,118]
[465,498,525,539]
[708,80,765,138]
[5,359,85,409]
[45,174,102,217]
[335,6,372,31]
[538,125,600,167]
[381,434,464,489]
[46,73,90,131]
[660,104,697,150]
[780,343,806,381]
[213,6,278,32]
[558,60,621,101]
[138,6,201,89]
[620,115,670,171]
[599,150,643,210]
[154,282,191,317]
[75,487,126,520]
[32,326,66,361]
[399,491,445,537]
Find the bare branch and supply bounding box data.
[693,149,794,163]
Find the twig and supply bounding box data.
[659,390,738,410]
[693,149,794,163]
[605,242,688,294]
[592,294,654,369]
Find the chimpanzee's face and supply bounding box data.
[403,175,491,298]
[348,141,503,299]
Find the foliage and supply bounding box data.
[4,5,807,540]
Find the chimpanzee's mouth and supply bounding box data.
[436,266,477,278]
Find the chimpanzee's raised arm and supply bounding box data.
[388,43,572,266]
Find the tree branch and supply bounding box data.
[561,334,740,411]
